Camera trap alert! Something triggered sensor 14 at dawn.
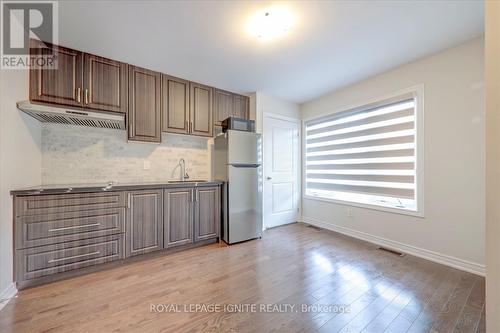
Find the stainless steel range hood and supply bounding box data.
[16,101,125,130]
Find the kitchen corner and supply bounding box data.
[7,37,257,290]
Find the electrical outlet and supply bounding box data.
[143,161,151,170]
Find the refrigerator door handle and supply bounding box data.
[229,164,261,168]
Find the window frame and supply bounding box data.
[301,85,425,217]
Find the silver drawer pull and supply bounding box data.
[48,223,101,233]
[48,251,100,264]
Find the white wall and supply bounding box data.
[0,70,42,299]
[301,38,485,274]
[254,92,301,133]
[485,2,500,331]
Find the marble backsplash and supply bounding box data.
[41,124,211,185]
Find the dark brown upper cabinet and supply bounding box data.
[128,66,161,143]
[30,39,83,108]
[213,90,250,131]
[29,39,128,114]
[83,54,128,113]
[162,78,213,137]
[190,82,213,137]
[28,40,252,142]
[214,89,234,126]
[161,75,190,135]
[233,94,249,119]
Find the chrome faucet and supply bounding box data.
[179,158,189,181]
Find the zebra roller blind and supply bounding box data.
[305,95,417,210]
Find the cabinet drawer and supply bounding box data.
[16,192,126,216]
[16,208,126,249]
[16,235,124,281]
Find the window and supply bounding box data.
[304,90,422,214]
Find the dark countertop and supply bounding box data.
[11,180,224,196]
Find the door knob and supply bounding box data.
[266,177,272,180]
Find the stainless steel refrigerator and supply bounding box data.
[214,130,262,244]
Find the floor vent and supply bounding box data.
[306,225,322,231]
[377,247,405,257]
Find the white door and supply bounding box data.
[263,115,300,229]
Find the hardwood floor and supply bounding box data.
[0,223,485,333]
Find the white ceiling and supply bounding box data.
[58,0,484,104]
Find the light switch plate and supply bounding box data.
[143,161,151,170]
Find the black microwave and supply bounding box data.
[221,117,255,133]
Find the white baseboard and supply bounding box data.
[302,216,485,277]
[0,283,17,312]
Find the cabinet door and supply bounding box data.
[194,186,220,242]
[233,94,249,119]
[162,75,190,134]
[128,66,161,143]
[83,54,128,113]
[164,188,194,248]
[29,39,83,107]
[214,89,234,126]
[190,82,213,137]
[126,190,163,257]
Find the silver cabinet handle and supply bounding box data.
[48,251,100,264]
[195,189,199,202]
[127,193,131,209]
[48,223,101,233]
[191,189,194,202]
[84,89,89,104]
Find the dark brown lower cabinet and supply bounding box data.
[126,190,164,257]
[16,207,126,249]
[13,184,220,288]
[16,235,124,282]
[164,186,220,248]
[164,187,194,248]
[195,186,220,241]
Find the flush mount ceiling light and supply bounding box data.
[246,6,294,41]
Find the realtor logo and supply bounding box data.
[1,0,58,69]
